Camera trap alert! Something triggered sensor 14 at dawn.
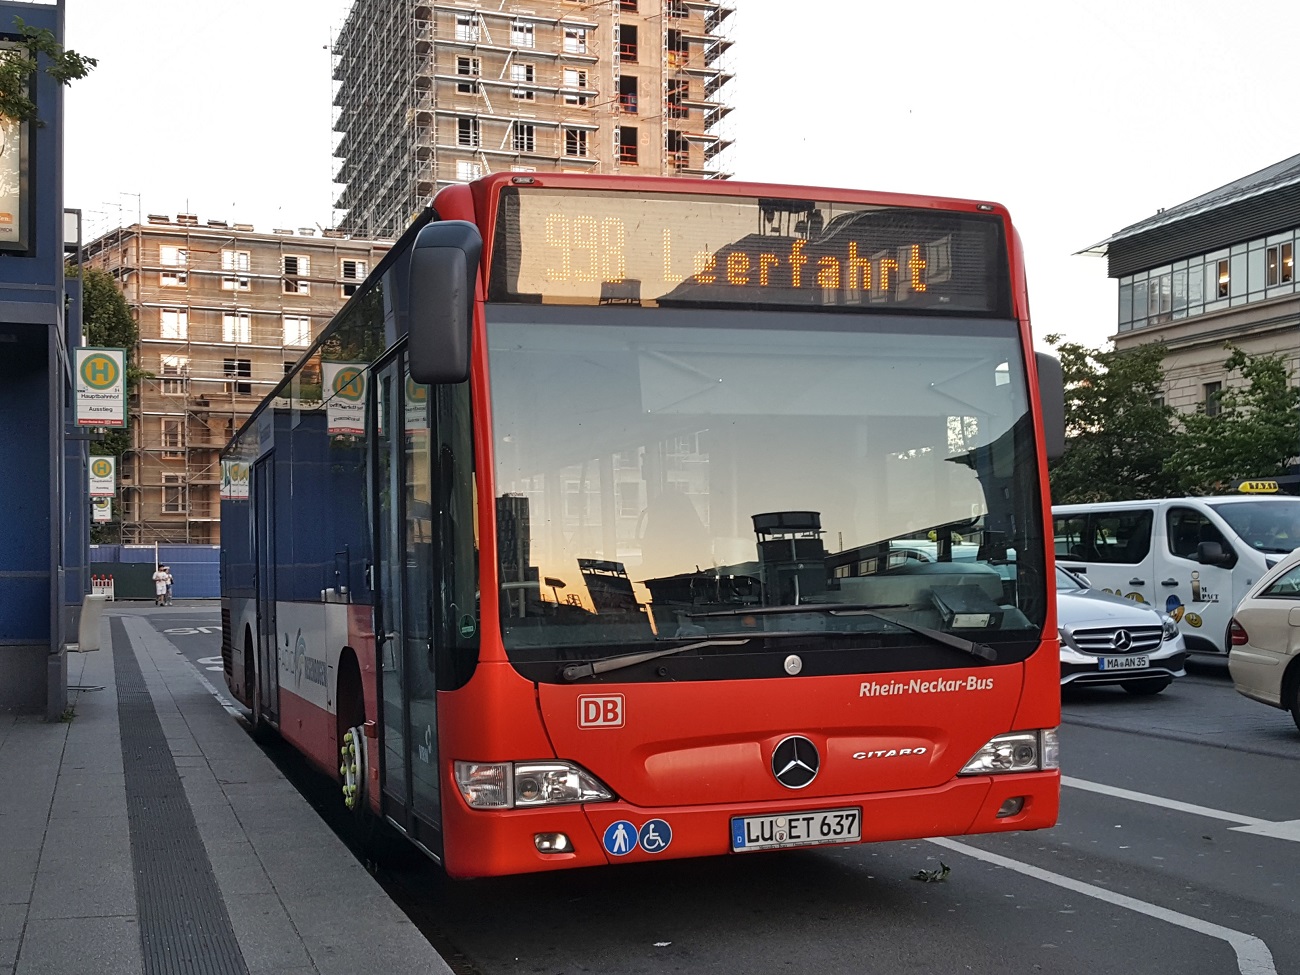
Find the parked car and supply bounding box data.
[1227,547,1300,730]
[1056,566,1187,695]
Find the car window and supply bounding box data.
[1261,564,1300,598]
[1166,507,1228,560]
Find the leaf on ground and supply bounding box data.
[911,861,950,883]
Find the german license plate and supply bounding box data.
[1099,655,1150,671]
[730,808,861,852]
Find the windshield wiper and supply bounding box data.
[691,603,997,663]
[561,638,749,682]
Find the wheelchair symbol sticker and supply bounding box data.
[638,819,672,854]
[603,820,638,856]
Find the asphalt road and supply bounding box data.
[145,604,1300,975]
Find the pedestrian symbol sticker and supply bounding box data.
[638,819,672,854]
[603,820,638,856]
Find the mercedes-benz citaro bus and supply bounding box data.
[220,173,1065,878]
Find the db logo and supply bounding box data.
[578,694,625,728]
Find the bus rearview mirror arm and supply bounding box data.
[408,220,483,385]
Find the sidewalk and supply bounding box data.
[0,608,454,975]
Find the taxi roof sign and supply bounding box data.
[1234,479,1281,494]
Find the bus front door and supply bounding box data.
[373,356,443,848]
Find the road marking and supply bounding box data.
[1063,775,1269,826]
[1228,820,1300,841]
[930,838,1278,975]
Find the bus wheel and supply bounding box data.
[336,653,367,819]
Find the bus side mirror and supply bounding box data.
[1035,352,1065,462]
[407,220,482,385]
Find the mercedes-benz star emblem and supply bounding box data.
[1111,629,1133,651]
[771,735,820,789]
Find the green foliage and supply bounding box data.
[0,17,97,125]
[73,265,138,541]
[1166,345,1300,494]
[1045,335,1183,503]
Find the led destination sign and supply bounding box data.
[488,188,1010,314]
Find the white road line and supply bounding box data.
[1062,775,1269,826]
[929,838,1278,975]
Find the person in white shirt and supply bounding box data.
[153,566,170,606]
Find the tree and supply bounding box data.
[0,17,96,125]
[75,265,139,541]
[1046,336,1183,503]
[1166,345,1300,494]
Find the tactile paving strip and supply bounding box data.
[112,618,250,975]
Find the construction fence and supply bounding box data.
[89,544,220,600]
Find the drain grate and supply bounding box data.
[112,618,250,975]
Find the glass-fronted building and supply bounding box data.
[1084,153,1300,416]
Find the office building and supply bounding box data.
[1084,153,1300,414]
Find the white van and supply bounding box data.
[1052,496,1300,656]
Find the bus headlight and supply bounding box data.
[454,760,614,809]
[958,729,1059,775]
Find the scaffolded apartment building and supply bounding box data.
[81,217,393,544]
[333,0,736,238]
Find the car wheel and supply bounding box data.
[1122,676,1172,696]
[1287,678,1300,733]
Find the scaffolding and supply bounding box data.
[332,1,737,238]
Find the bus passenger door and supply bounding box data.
[252,456,279,722]
[373,356,444,849]
[373,359,410,828]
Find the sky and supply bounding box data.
[59,0,1300,350]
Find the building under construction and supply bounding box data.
[333,0,736,238]
[81,217,393,544]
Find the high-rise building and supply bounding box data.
[81,216,393,544]
[332,0,736,239]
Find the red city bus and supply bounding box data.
[220,173,1064,878]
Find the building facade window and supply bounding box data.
[341,258,367,296]
[456,56,480,93]
[283,315,311,347]
[222,312,251,344]
[458,116,480,147]
[161,420,184,458]
[511,21,534,47]
[512,123,535,153]
[224,358,252,395]
[455,13,480,42]
[1266,242,1293,285]
[283,254,310,294]
[618,126,638,164]
[564,28,587,53]
[456,159,483,181]
[1204,381,1222,417]
[564,127,589,157]
[160,354,189,395]
[563,68,589,105]
[159,245,187,267]
[159,308,187,340]
[221,249,249,271]
[162,473,187,512]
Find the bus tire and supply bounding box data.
[336,651,367,820]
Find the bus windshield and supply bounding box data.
[487,305,1046,679]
